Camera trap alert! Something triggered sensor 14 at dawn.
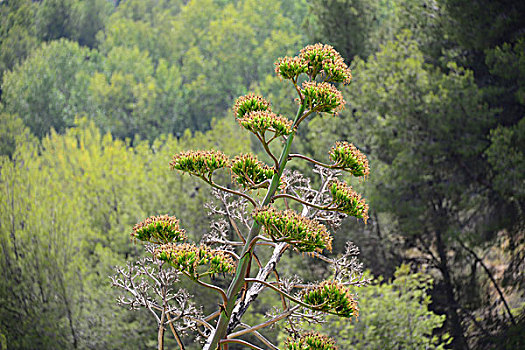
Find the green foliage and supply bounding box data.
[305,0,382,59]
[0,113,31,158]
[97,0,304,135]
[485,118,525,201]
[310,265,450,349]
[0,118,249,348]
[36,0,77,41]
[310,31,493,234]
[0,0,39,77]
[2,39,100,138]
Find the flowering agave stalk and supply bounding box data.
[113,44,370,350]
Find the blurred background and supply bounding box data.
[0,0,523,349]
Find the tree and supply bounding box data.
[99,0,305,134]
[0,116,250,349]
[305,0,382,60]
[1,39,100,138]
[305,30,525,348]
[112,44,371,350]
[0,0,40,81]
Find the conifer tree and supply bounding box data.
[112,44,370,350]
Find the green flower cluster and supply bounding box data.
[301,82,345,116]
[155,243,235,278]
[233,93,272,120]
[253,207,332,253]
[131,215,187,244]
[285,332,338,350]
[170,150,229,178]
[275,43,352,85]
[231,154,275,189]
[329,141,370,177]
[300,44,352,84]
[238,110,293,137]
[302,281,358,318]
[329,180,369,223]
[275,56,309,80]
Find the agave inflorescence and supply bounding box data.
[329,141,370,177]
[285,331,338,350]
[253,206,333,253]
[300,43,352,84]
[275,56,309,80]
[237,110,293,137]
[230,153,275,189]
[155,243,236,278]
[302,280,359,318]
[233,93,272,120]
[329,179,369,222]
[276,43,352,85]
[301,81,346,116]
[170,150,229,178]
[115,43,369,350]
[131,215,187,244]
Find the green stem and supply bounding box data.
[203,103,306,350]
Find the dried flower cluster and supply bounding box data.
[329,141,370,177]
[230,153,275,189]
[155,243,236,278]
[233,93,271,120]
[238,110,293,137]
[301,81,345,116]
[253,206,333,253]
[329,180,369,223]
[170,150,229,178]
[132,215,187,244]
[285,331,338,350]
[302,280,358,318]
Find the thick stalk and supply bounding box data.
[203,104,306,350]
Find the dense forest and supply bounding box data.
[0,0,523,349]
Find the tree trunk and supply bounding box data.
[435,229,469,349]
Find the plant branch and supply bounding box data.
[219,339,264,350]
[238,324,280,350]
[255,132,279,168]
[244,278,315,310]
[206,178,258,207]
[228,305,300,339]
[456,238,516,325]
[188,274,228,305]
[273,193,334,211]
[166,313,186,350]
[288,153,334,169]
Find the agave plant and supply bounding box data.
[113,43,370,350]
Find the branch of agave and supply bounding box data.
[203,103,306,350]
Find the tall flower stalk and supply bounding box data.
[113,44,370,350]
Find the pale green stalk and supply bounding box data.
[203,103,306,350]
